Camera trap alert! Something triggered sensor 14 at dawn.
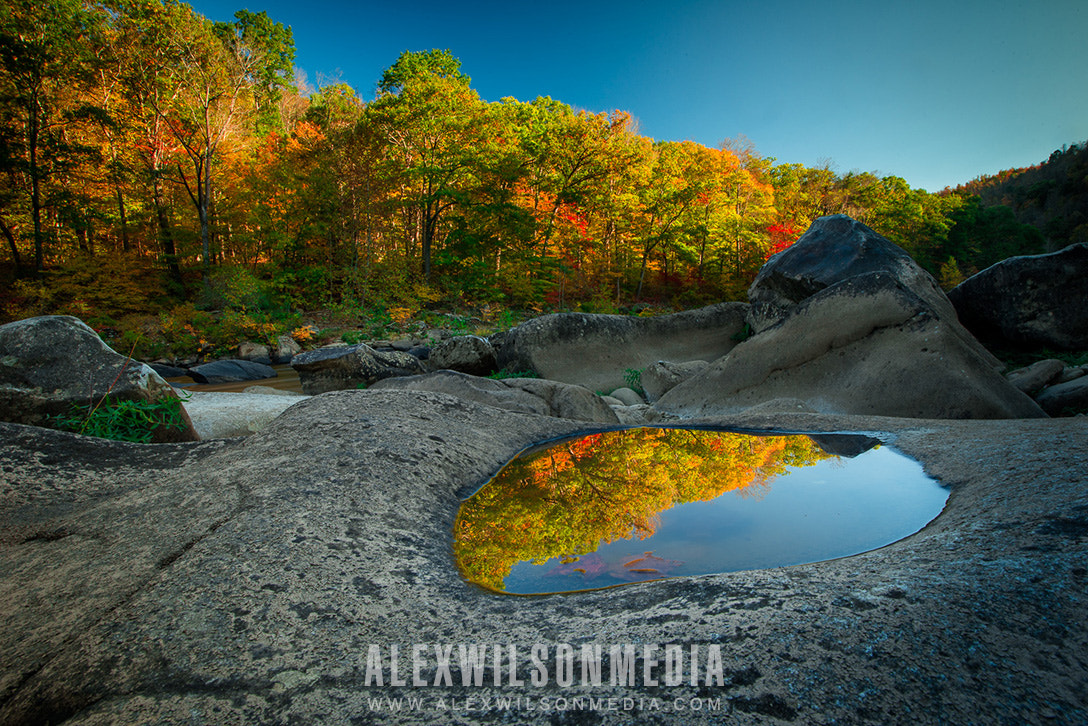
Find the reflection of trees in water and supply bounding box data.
[454,428,832,591]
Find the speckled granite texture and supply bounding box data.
[1,390,1085,725]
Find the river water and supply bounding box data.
[166,363,306,394]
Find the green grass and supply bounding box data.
[487,369,538,380]
[996,348,1088,371]
[623,367,644,395]
[52,394,190,443]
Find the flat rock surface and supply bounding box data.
[182,390,310,439]
[1,390,1086,725]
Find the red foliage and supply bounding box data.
[766,222,802,259]
[556,203,589,239]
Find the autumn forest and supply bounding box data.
[2,0,1085,357]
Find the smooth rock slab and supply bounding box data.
[493,302,748,393]
[370,370,619,423]
[0,392,1086,725]
[182,390,309,439]
[657,272,1043,420]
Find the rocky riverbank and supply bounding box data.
[1,393,1085,724]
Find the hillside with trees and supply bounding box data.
[0,0,1079,359]
[956,142,1088,253]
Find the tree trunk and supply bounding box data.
[152,176,184,289]
[115,185,130,253]
[28,103,45,273]
[0,217,22,272]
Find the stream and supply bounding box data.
[166,363,306,395]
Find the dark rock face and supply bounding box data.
[493,302,749,393]
[291,344,425,394]
[0,315,198,442]
[426,335,496,376]
[947,243,1088,351]
[371,370,620,423]
[1,394,1086,725]
[748,214,956,332]
[656,273,1045,420]
[188,359,277,384]
[147,362,188,379]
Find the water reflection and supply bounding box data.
[454,428,946,594]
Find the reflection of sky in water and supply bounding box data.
[502,445,946,594]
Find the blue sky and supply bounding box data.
[188,0,1088,192]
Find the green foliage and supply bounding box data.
[341,330,365,345]
[998,348,1088,371]
[487,369,538,380]
[157,302,298,358]
[623,367,644,394]
[938,257,965,290]
[51,394,190,443]
[940,197,1045,275]
[197,266,272,311]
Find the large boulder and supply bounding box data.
[1034,376,1088,416]
[291,343,424,394]
[492,302,748,392]
[271,334,302,364]
[947,243,1088,351]
[748,214,957,332]
[0,315,198,442]
[1006,359,1066,395]
[426,334,496,376]
[235,341,272,365]
[641,360,709,402]
[369,370,619,423]
[188,358,277,384]
[656,273,1046,420]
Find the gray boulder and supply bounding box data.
[188,359,277,384]
[426,334,496,376]
[271,334,302,364]
[1006,359,1066,395]
[608,386,644,406]
[656,273,1046,420]
[748,214,957,333]
[947,243,1088,351]
[236,341,272,365]
[291,343,426,395]
[0,315,198,442]
[1056,365,1087,384]
[1035,376,1088,416]
[493,302,748,392]
[369,370,619,423]
[641,360,709,402]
